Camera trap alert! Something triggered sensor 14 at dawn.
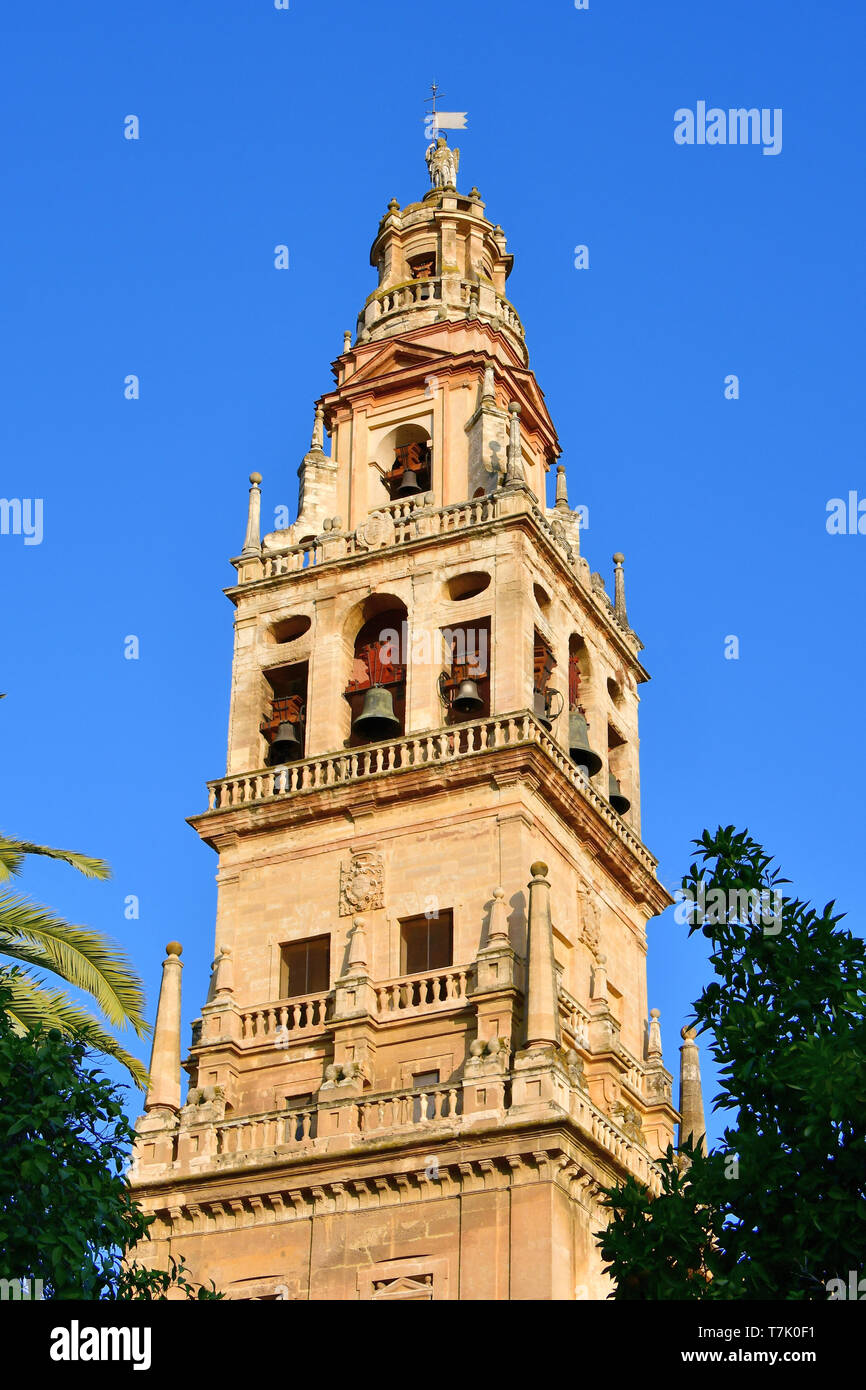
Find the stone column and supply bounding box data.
[524,862,561,1050]
[678,1026,707,1154]
[145,942,183,1112]
[241,473,262,555]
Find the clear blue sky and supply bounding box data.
[2,1,864,1147]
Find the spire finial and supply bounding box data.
[241,472,262,555]
[505,401,525,486]
[678,1025,707,1155]
[144,942,184,1111]
[613,552,627,622]
[486,886,511,945]
[310,404,325,452]
[524,861,560,1049]
[555,463,569,511]
[647,1007,663,1061]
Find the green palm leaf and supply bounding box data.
[0,834,111,883]
[0,891,150,1037]
[3,967,150,1088]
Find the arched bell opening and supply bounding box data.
[261,661,308,766]
[567,634,602,780]
[344,601,408,747]
[377,423,432,504]
[532,630,564,733]
[439,617,491,725]
[607,724,631,818]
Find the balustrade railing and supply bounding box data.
[358,1083,462,1132]
[558,986,590,1050]
[239,992,330,1042]
[204,710,656,873]
[216,1106,316,1156]
[375,966,471,1017]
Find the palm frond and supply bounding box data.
[2,968,149,1088]
[0,892,149,1037]
[0,834,111,883]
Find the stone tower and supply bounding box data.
[130,140,688,1301]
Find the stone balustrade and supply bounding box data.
[204,710,657,874]
[196,1077,661,1193]
[375,965,472,1018]
[358,1083,462,1132]
[216,1105,317,1156]
[558,986,591,1049]
[239,992,330,1043]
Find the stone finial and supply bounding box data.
[486,886,510,945]
[647,1007,663,1061]
[481,364,496,404]
[524,861,561,1050]
[505,401,525,486]
[555,463,569,511]
[310,404,325,452]
[346,916,369,977]
[343,330,352,353]
[144,942,183,1112]
[613,552,627,622]
[241,472,262,556]
[678,1025,707,1154]
[387,197,400,214]
[212,946,234,997]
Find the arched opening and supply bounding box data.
[567,635,602,779]
[607,724,631,818]
[533,630,564,732]
[377,423,432,504]
[261,661,309,766]
[344,598,409,746]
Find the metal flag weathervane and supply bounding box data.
[424,81,467,138]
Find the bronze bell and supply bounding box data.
[269,720,301,764]
[608,773,630,817]
[452,678,484,715]
[396,468,422,497]
[568,709,602,776]
[353,684,401,741]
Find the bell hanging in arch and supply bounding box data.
[269,720,302,764]
[353,684,401,742]
[396,468,422,498]
[568,709,602,776]
[608,773,631,817]
[452,678,484,716]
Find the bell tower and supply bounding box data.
[130,139,686,1301]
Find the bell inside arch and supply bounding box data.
[452,677,484,716]
[269,720,302,764]
[568,709,602,776]
[396,468,422,498]
[608,773,630,817]
[353,684,401,741]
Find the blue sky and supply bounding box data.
[1,1,863,1147]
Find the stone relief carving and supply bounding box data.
[577,885,601,958]
[355,510,396,550]
[340,850,385,916]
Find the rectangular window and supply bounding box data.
[400,911,453,976]
[279,936,330,999]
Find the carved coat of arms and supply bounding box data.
[339,851,385,916]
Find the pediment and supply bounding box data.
[350,340,449,385]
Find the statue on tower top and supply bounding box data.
[426,135,459,189]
